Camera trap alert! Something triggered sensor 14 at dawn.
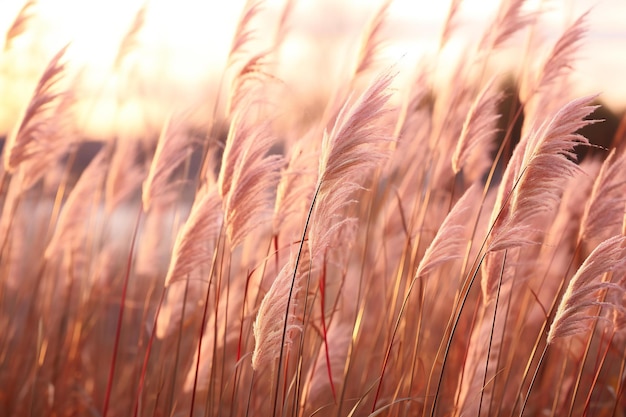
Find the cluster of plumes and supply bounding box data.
[3,1,626,417]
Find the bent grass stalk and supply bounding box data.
[102,208,143,417]
[271,183,319,417]
[4,3,626,416]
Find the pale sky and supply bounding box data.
[1,0,624,138]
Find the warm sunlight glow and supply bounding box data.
[1,0,625,139]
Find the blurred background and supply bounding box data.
[1,0,625,141]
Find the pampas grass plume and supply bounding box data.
[547,235,626,343]
[164,188,223,286]
[252,255,302,371]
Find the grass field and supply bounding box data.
[2,0,626,416]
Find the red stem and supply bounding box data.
[319,252,337,402]
[102,208,142,417]
[133,288,166,417]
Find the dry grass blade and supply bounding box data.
[113,1,148,69]
[226,51,277,117]
[547,235,626,343]
[273,137,317,235]
[4,44,70,173]
[479,0,536,52]
[164,189,223,287]
[220,111,282,247]
[488,95,599,254]
[105,138,145,212]
[452,76,502,174]
[302,322,352,407]
[227,0,265,69]
[182,280,245,392]
[483,95,599,303]
[218,110,249,201]
[317,70,394,193]
[20,92,76,191]
[4,0,36,51]
[521,11,589,103]
[438,0,463,50]
[513,96,598,213]
[354,0,392,77]
[252,255,302,371]
[156,277,202,339]
[578,149,626,242]
[311,70,395,259]
[44,150,107,261]
[416,183,480,277]
[142,112,195,211]
[273,0,295,47]
[456,252,509,417]
[227,0,292,117]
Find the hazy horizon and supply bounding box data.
[1,0,625,140]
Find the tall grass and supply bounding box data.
[1,1,626,416]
